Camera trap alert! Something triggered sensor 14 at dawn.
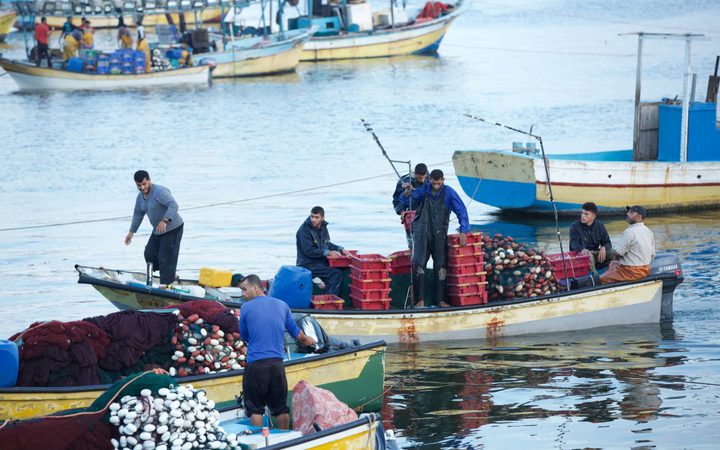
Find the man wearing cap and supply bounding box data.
[569,202,615,275]
[600,205,655,284]
[393,163,429,248]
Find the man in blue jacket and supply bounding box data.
[124,170,183,285]
[392,163,429,248]
[239,274,316,429]
[296,206,350,296]
[401,169,470,308]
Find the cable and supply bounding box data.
[445,42,635,58]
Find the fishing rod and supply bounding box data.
[463,114,571,291]
[360,118,416,308]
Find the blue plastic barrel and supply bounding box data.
[268,266,312,309]
[0,340,19,387]
[66,57,84,73]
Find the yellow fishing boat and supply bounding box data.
[0,9,15,41]
[0,341,385,420]
[34,7,222,29]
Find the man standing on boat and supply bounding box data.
[568,202,615,275]
[124,170,184,285]
[401,169,470,308]
[392,163,429,248]
[600,205,655,284]
[296,206,350,296]
[238,275,316,429]
[34,17,52,68]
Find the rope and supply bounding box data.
[353,378,402,413]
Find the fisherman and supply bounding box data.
[238,275,316,429]
[136,26,152,72]
[600,205,655,284]
[118,26,133,49]
[401,169,470,308]
[124,170,184,285]
[34,17,52,68]
[296,206,350,296]
[59,15,76,42]
[568,202,615,275]
[62,29,81,63]
[81,20,94,50]
[392,163,429,247]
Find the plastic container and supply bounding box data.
[349,266,392,281]
[448,291,488,306]
[349,284,391,301]
[268,265,312,309]
[199,267,233,288]
[547,252,591,279]
[311,294,344,310]
[447,273,486,285]
[166,48,184,60]
[447,254,484,266]
[350,274,391,290]
[447,244,484,258]
[327,250,358,268]
[351,297,391,310]
[66,57,84,73]
[350,254,391,271]
[447,262,486,276]
[447,282,486,296]
[448,232,483,246]
[400,211,415,233]
[0,340,19,387]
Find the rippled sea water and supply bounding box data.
[1,0,719,448]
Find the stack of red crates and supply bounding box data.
[349,254,392,310]
[447,232,487,306]
[546,251,591,281]
[388,250,411,275]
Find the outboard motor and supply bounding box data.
[649,253,684,322]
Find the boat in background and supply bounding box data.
[454,33,720,216]
[0,9,15,41]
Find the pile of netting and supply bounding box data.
[480,234,561,301]
[0,372,243,450]
[7,301,243,387]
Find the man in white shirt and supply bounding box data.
[600,205,655,284]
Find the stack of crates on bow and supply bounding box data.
[447,232,487,306]
[349,254,392,310]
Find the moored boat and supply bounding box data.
[0,340,386,420]
[0,57,212,90]
[0,9,15,41]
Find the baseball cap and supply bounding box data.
[626,205,647,217]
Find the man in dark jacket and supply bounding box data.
[392,163,429,248]
[569,202,615,275]
[400,169,470,308]
[296,206,349,296]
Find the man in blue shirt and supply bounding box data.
[392,163,429,248]
[124,170,184,285]
[239,275,316,429]
[401,169,470,308]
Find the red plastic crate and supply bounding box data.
[447,282,487,296]
[448,254,485,266]
[311,294,344,310]
[350,253,391,271]
[447,261,486,276]
[447,244,485,258]
[447,273,486,285]
[326,250,358,268]
[349,266,392,280]
[351,297,391,310]
[349,284,392,301]
[448,291,488,306]
[547,251,591,279]
[389,250,412,276]
[448,232,483,246]
[350,274,391,290]
[401,211,415,233]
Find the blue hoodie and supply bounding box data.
[400,183,470,233]
[296,217,343,267]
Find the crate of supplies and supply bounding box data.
[350,274,391,290]
[351,297,391,310]
[448,232,483,246]
[199,267,233,288]
[350,284,391,301]
[350,253,391,271]
[547,251,591,279]
[447,282,486,296]
[448,291,488,306]
[311,294,344,310]
[327,250,358,268]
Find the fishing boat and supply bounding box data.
[0,9,15,41]
[453,33,720,216]
[0,57,212,90]
[0,340,385,420]
[76,253,684,344]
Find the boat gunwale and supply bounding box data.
[0,341,386,394]
[259,413,381,450]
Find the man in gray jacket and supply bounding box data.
[124,170,184,285]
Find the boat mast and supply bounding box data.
[622,32,709,162]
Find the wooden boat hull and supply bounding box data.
[0,10,15,41]
[307,280,666,343]
[453,149,720,215]
[34,8,222,29]
[0,342,385,421]
[300,3,463,61]
[206,30,310,78]
[0,58,210,91]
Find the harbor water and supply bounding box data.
[1,0,719,448]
